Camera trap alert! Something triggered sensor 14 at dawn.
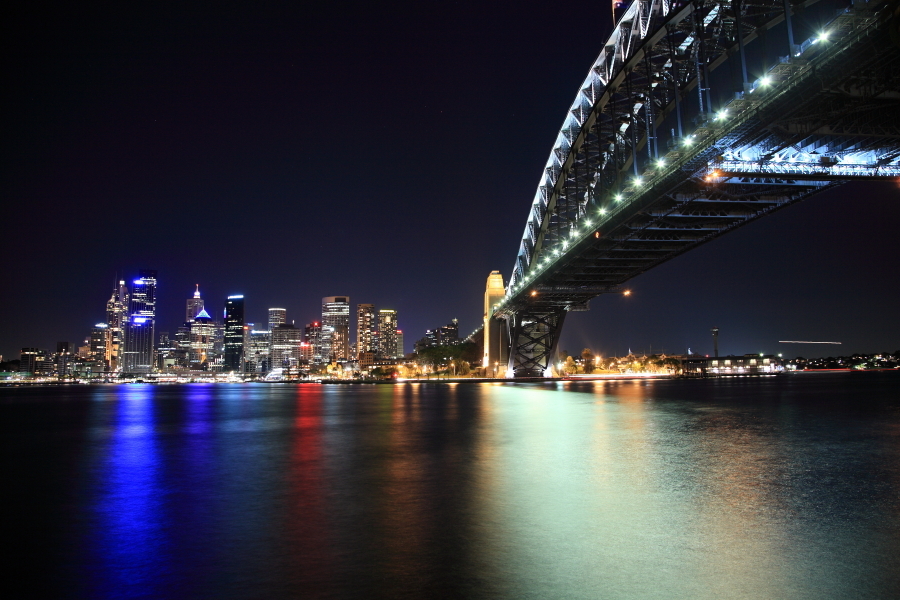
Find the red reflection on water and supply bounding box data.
[286,384,336,592]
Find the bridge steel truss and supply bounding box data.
[495,0,900,377]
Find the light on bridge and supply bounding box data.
[614,193,623,202]
[633,176,642,186]
[623,290,632,296]
[815,31,830,43]
[760,76,772,87]
[715,109,728,121]
[656,158,666,168]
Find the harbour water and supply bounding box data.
[3,373,899,599]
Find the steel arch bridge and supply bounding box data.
[490,0,900,377]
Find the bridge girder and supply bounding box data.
[497,0,900,377]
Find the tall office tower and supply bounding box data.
[122,270,157,373]
[245,329,271,373]
[90,324,110,369]
[356,304,376,357]
[106,280,128,371]
[190,308,216,367]
[270,323,303,370]
[376,309,399,360]
[186,285,204,323]
[305,322,323,363]
[322,296,350,361]
[396,330,404,358]
[224,295,245,371]
[268,308,286,332]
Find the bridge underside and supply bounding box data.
[494,0,900,377]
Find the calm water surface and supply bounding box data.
[3,373,899,599]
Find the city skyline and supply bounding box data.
[3,1,899,361]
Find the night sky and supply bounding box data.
[3,1,898,362]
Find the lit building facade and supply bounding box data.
[245,329,271,373]
[322,296,350,362]
[190,308,216,367]
[122,270,157,373]
[105,280,128,371]
[271,323,304,369]
[268,308,286,332]
[357,303,375,357]
[376,309,399,360]
[224,295,245,371]
[305,322,323,363]
[186,284,204,322]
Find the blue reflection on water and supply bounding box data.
[92,385,166,599]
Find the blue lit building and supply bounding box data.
[122,270,157,373]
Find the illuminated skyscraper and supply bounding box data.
[190,308,215,367]
[105,280,128,371]
[268,308,286,332]
[305,322,323,363]
[122,270,157,373]
[271,323,303,369]
[186,284,204,322]
[322,296,350,361]
[224,295,245,371]
[356,304,375,358]
[376,309,399,360]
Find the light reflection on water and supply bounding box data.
[2,374,899,599]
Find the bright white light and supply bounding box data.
[816,31,829,43]
[656,158,666,168]
[599,208,606,215]
[760,76,772,86]
[684,137,694,146]
[584,220,592,226]
[615,193,623,201]
[633,176,642,186]
[715,110,728,121]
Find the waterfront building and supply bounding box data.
[268,308,286,332]
[322,296,350,361]
[357,303,376,357]
[105,280,128,371]
[245,328,271,373]
[224,295,245,371]
[56,342,74,377]
[156,331,179,371]
[305,322,323,363]
[186,285,204,322]
[19,348,39,375]
[682,354,784,377]
[396,330,404,357]
[271,323,304,369]
[189,308,216,367]
[90,324,109,369]
[122,270,157,373]
[376,309,399,359]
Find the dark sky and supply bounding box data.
[3,1,898,361]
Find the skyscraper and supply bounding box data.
[305,322,323,363]
[224,295,245,371]
[190,308,215,367]
[122,270,157,373]
[105,280,128,371]
[186,284,204,323]
[356,303,375,358]
[322,296,350,362]
[268,308,286,332]
[271,323,303,370]
[376,309,399,360]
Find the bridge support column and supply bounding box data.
[506,309,567,378]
